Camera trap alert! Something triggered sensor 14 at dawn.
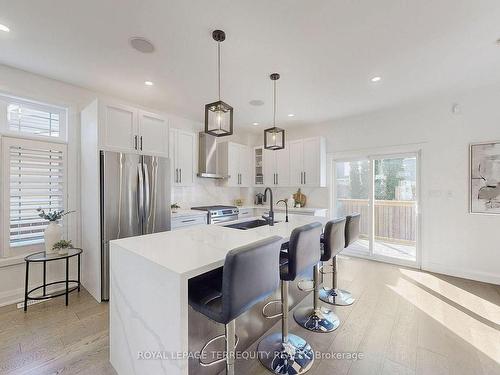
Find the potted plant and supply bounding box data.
[37,208,75,254]
[171,203,181,213]
[52,240,73,255]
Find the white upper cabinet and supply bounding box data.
[218,142,251,187]
[138,111,169,157]
[288,137,326,187]
[169,128,195,187]
[289,139,304,186]
[263,147,290,186]
[101,103,138,153]
[99,101,168,156]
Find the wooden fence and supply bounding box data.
[337,198,416,243]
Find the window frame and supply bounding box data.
[0,94,68,143]
[1,136,68,258]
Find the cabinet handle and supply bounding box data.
[134,135,138,150]
[304,171,306,185]
[140,136,143,151]
[181,219,196,223]
[276,173,279,185]
[301,171,304,184]
[175,168,178,183]
[180,168,182,183]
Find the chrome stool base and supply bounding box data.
[293,305,340,332]
[257,333,314,374]
[319,288,355,306]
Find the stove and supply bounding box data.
[191,205,239,224]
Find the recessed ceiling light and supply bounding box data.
[371,76,382,83]
[0,24,10,33]
[144,81,154,86]
[288,113,295,117]
[252,122,260,126]
[129,37,155,53]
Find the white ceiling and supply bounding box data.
[1,0,500,132]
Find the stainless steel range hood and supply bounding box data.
[197,132,226,179]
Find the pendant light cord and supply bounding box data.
[217,41,221,101]
[273,79,277,127]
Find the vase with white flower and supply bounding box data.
[37,208,75,254]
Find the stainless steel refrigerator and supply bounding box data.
[100,151,171,300]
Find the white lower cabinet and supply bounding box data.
[238,208,254,218]
[171,215,207,230]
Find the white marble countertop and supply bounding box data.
[111,213,327,278]
[171,209,207,219]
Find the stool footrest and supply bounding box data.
[262,299,283,319]
[199,333,240,367]
[297,279,314,292]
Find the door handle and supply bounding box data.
[143,163,150,222]
[140,136,143,151]
[137,164,144,222]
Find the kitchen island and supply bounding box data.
[109,213,327,375]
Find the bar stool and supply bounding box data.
[293,220,341,332]
[188,236,283,375]
[319,213,361,306]
[258,222,322,374]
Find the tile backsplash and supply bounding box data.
[172,177,255,208]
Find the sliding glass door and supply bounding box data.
[333,153,419,267]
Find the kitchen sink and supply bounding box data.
[223,219,280,230]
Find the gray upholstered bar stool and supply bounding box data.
[293,220,341,333]
[188,236,283,375]
[320,213,360,306]
[258,222,322,375]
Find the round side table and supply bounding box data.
[24,248,82,312]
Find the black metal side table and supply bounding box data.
[24,248,82,312]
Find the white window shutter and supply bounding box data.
[2,137,67,253]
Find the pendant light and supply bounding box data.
[205,30,233,137]
[264,73,285,150]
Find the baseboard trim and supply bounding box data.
[422,262,500,285]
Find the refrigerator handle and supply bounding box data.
[143,162,151,222]
[137,163,144,222]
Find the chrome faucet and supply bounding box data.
[276,199,289,222]
[262,187,274,226]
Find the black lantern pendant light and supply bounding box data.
[264,73,285,150]
[205,30,233,137]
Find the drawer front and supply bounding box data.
[171,215,207,230]
[238,208,254,218]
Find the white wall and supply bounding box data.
[280,83,500,284]
[0,64,253,306]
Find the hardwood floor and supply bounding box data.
[1,257,499,375]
